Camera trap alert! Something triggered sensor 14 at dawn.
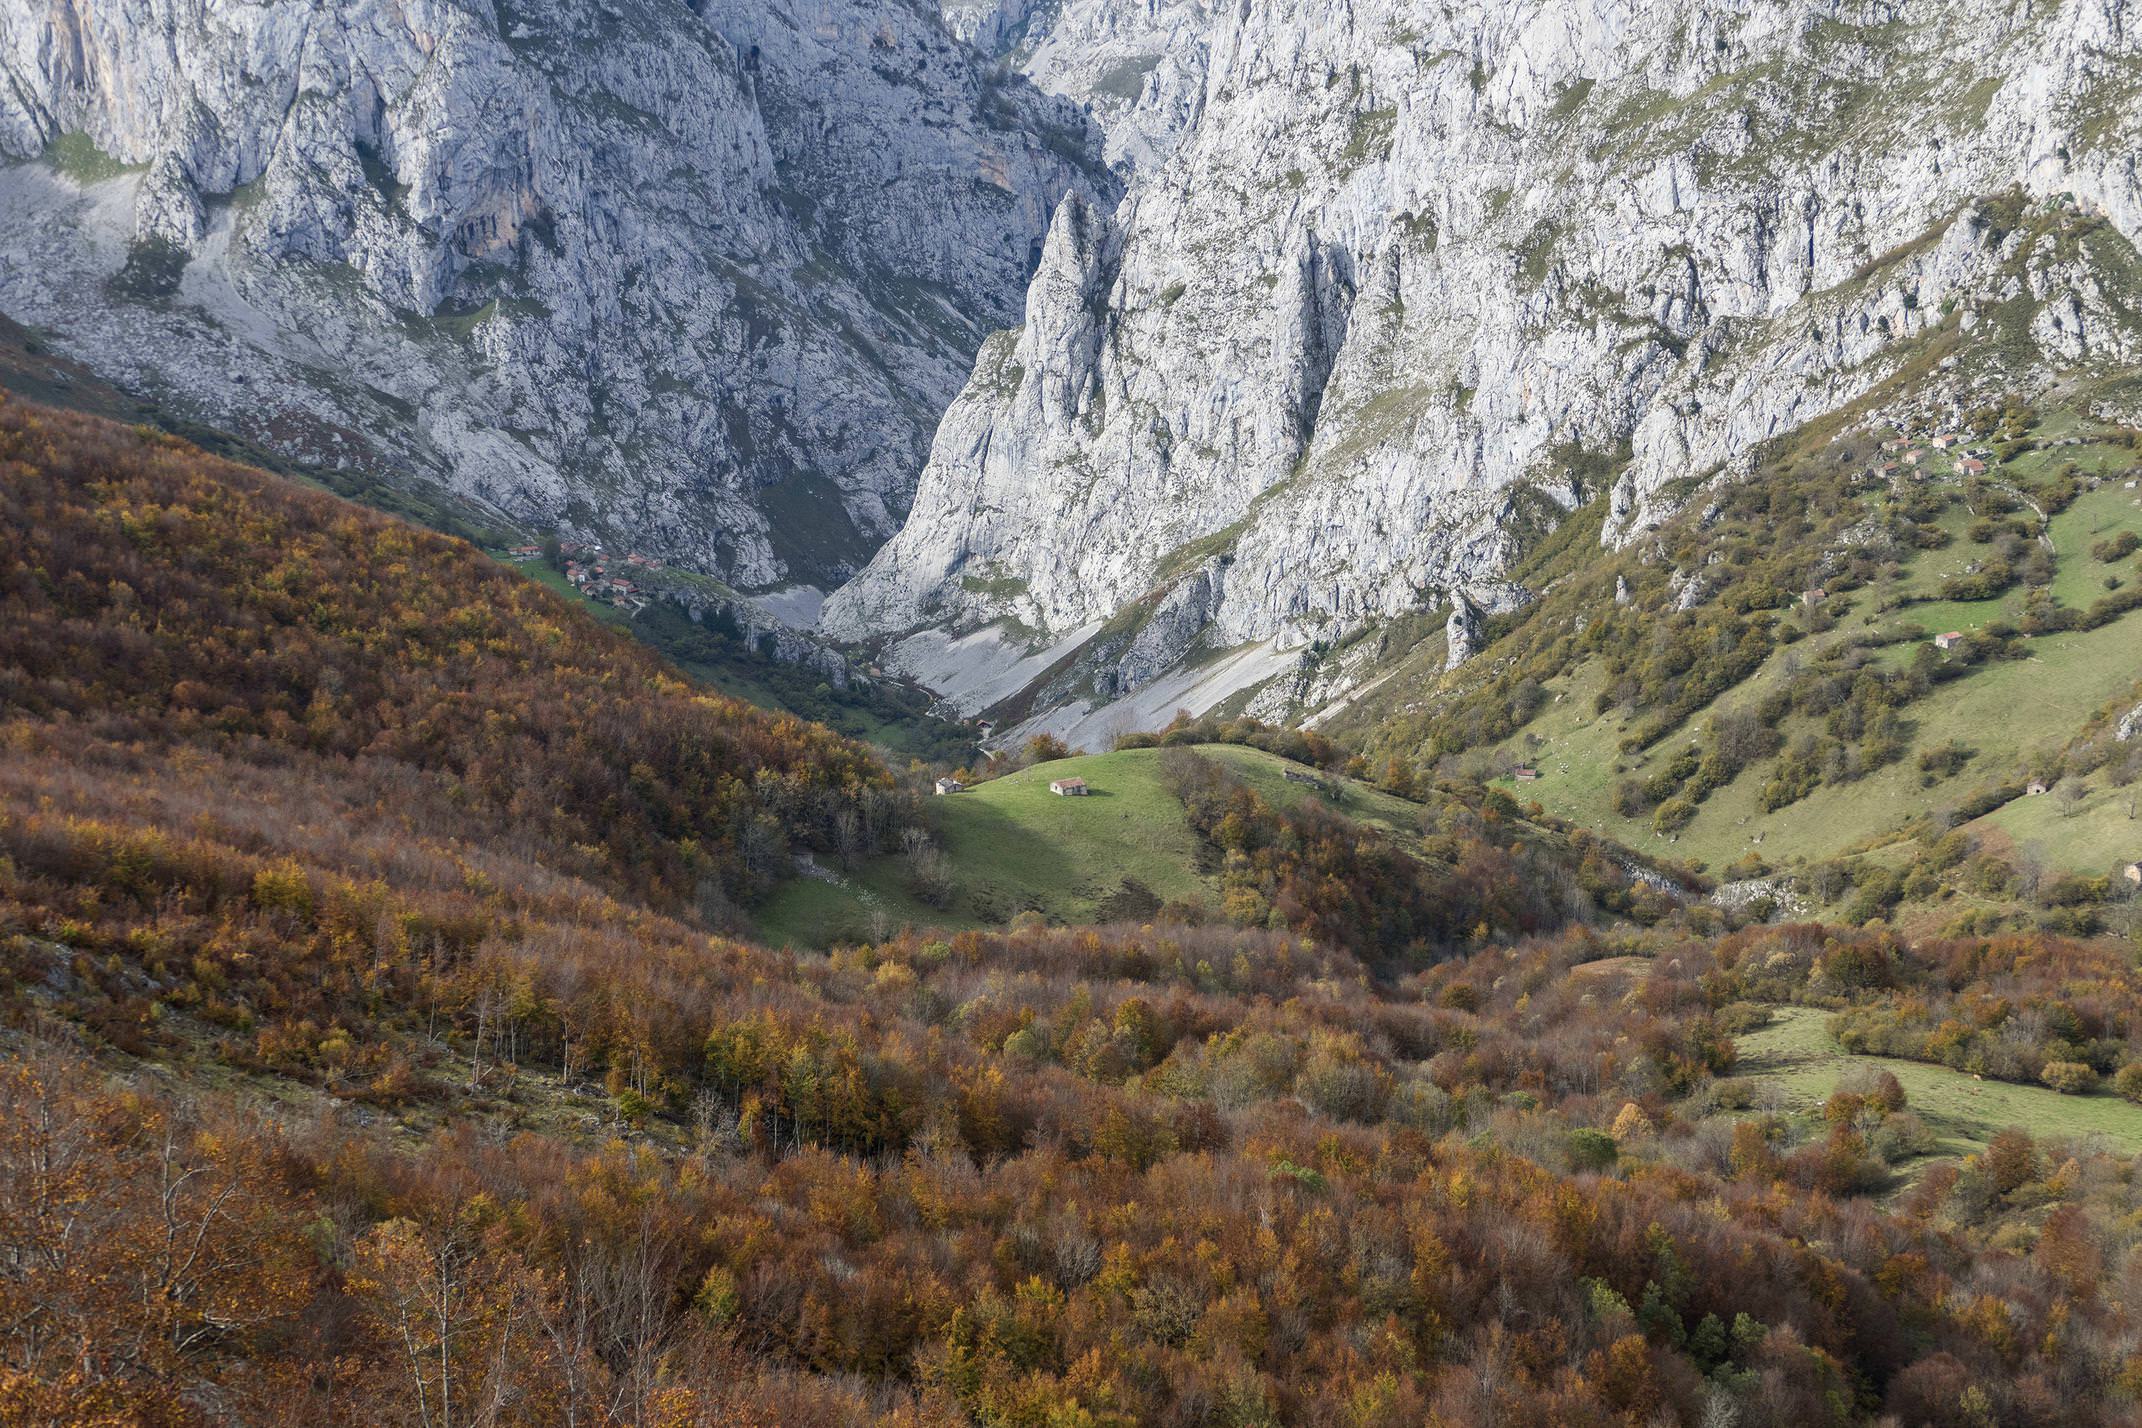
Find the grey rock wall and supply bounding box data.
[0,0,1107,588]
[832,0,2142,723]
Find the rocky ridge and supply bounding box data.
[829,0,2142,739]
[0,0,1105,590]
[940,0,1218,171]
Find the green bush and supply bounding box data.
[1565,1127,1619,1173]
[1715,1002,1774,1034]
[1652,798,1697,835]
[2039,1061,2098,1094]
[2092,530,2140,563]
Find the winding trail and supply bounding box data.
[1992,479,2055,552]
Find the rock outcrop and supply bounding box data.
[941,0,1217,171]
[830,0,2142,728]
[0,0,1106,589]
[2118,700,2142,743]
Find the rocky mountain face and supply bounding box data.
[829,0,2142,742]
[940,0,1217,170]
[0,0,1104,590]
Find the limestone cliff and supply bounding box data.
[832,0,2142,738]
[0,0,1105,588]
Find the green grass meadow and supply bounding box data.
[752,744,1430,948]
[1475,474,2142,879]
[1736,1006,2142,1156]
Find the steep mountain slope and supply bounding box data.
[940,0,1217,169]
[755,739,1681,946]
[18,414,2142,1427]
[828,0,2142,738]
[0,0,1105,591]
[0,395,910,914]
[1322,331,2142,927]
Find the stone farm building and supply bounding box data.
[1049,777,1089,797]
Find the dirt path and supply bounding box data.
[1993,480,2055,552]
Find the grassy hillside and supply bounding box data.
[1457,607,2137,877]
[1328,375,2142,931]
[757,745,1329,944]
[1738,1007,2142,1156]
[754,741,1633,947]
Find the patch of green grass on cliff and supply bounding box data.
[1340,106,1398,167]
[44,133,145,184]
[959,566,1032,601]
[1091,55,1161,105]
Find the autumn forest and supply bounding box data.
[9,398,2142,1427]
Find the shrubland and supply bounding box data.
[11,399,2142,1424]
